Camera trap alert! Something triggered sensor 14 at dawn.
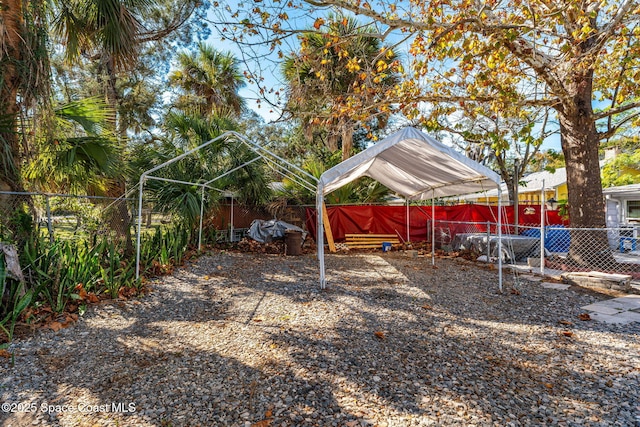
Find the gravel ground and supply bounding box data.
[1,251,639,427]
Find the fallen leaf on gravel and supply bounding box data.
[77,284,88,300]
[510,288,520,295]
[560,331,573,337]
[421,304,432,310]
[374,331,385,340]
[203,275,210,280]
[0,349,11,358]
[251,408,273,427]
[578,313,591,321]
[253,319,263,322]
[544,383,553,389]
[558,320,574,325]
[61,315,77,327]
[49,322,62,332]
[432,265,438,269]
[217,265,223,270]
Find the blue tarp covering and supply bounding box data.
[521,226,570,253]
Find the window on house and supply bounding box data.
[628,200,640,219]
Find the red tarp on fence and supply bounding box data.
[305,205,568,242]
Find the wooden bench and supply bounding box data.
[344,234,401,249]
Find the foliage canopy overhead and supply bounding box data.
[216,0,640,231]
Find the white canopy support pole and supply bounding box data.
[199,138,316,192]
[142,133,236,178]
[261,158,317,192]
[133,130,321,281]
[198,186,205,252]
[497,190,503,292]
[145,176,208,188]
[316,186,326,289]
[540,180,546,276]
[431,190,436,266]
[135,176,145,280]
[406,198,410,243]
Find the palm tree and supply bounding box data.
[282,14,401,161]
[130,111,271,228]
[50,0,197,254]
[0,0,50,193]
[25,97,123,194]
[169,43,247,118]
[46,0,152,253]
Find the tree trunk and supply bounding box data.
[341,120,353,161]
[506,174,517,207]
[0,0,24,193]
[102,56,134,256]
[0,0,37,247]
[105,181,134,256]
[558,71,612,269]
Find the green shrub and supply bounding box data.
[1,223,196,343]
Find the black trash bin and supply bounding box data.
[284,229,303,255]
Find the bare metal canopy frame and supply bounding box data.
[134,131,317,279]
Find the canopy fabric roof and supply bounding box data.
[319,127,501,199]
[316,126,504,290]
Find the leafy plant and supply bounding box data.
[0,219,196,344]
[0,256,32,343]
[137,225,194,277]
[22,234,140,313]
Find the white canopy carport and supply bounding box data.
[316,127,504,289]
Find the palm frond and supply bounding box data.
[54,97,114,135]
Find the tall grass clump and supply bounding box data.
[0,223,196,343]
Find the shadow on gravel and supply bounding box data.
[255,252,640,425]
[2,251,638,427]
[1,258,354,427]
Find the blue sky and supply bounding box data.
[203,7,565,152]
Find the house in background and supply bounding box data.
[603,184,640,226]
[603,184,640,251]
[459,147,638,206]
[456,167,568,205]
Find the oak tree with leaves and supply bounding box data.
[219,0,640,267]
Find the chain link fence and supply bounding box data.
[0,192,312,246]
[0,191,144,245]
[4,192,637,278]
[434,219,640,278]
